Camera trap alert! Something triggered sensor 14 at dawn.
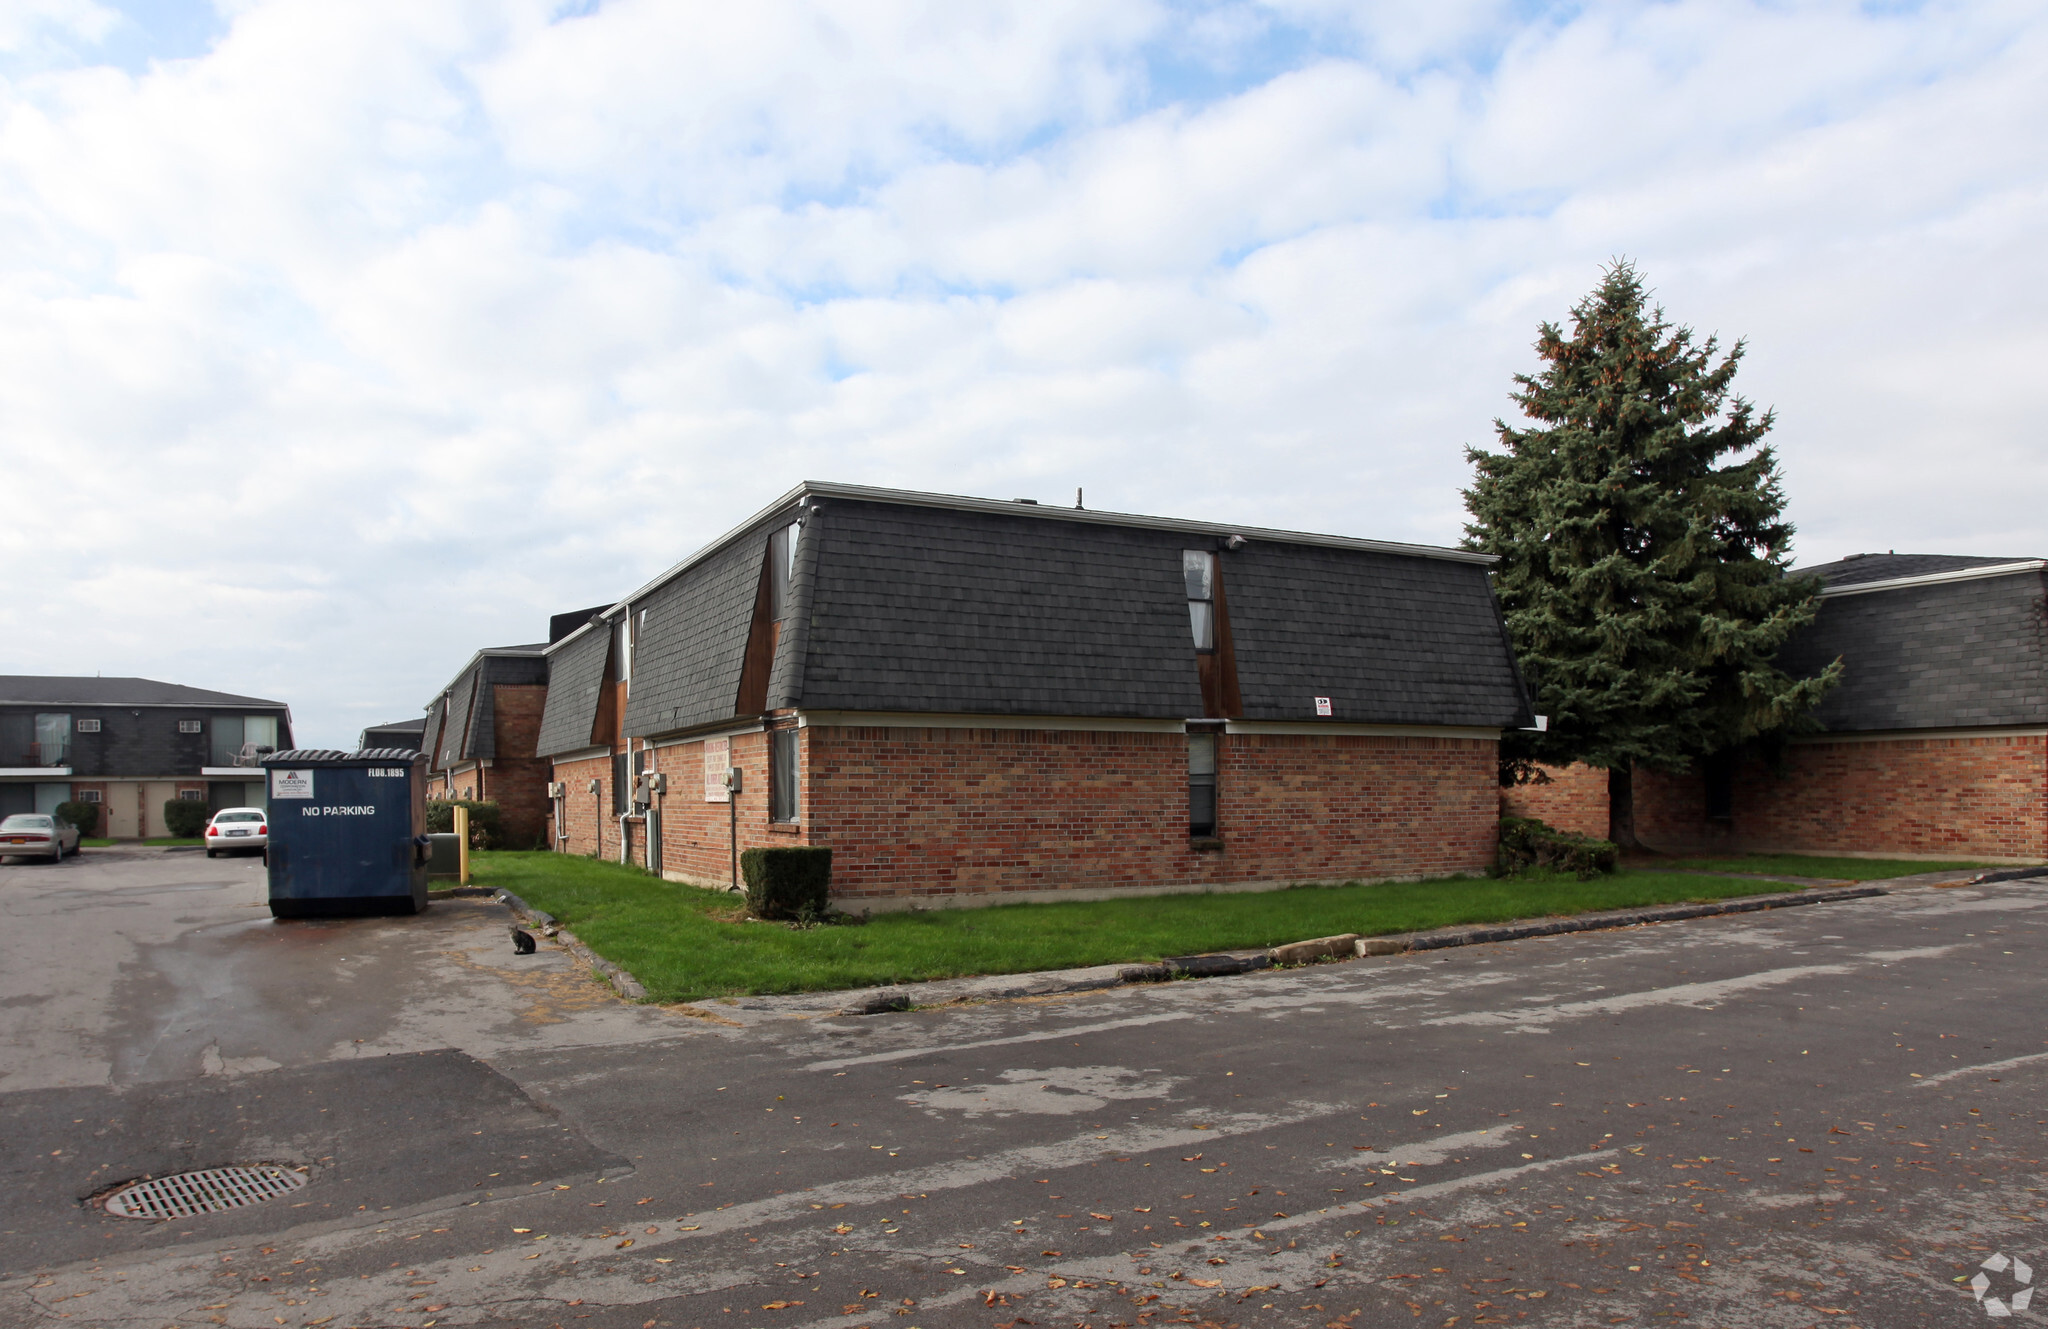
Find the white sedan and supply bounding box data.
[1,813,81,863]
[205,807,268,857]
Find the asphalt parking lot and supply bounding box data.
[1,848,2043,1329]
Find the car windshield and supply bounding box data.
[214,811,264,823]
[1,815,54,830]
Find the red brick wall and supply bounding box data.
[645,730,781,888]
[553,752,619,860]
[1499,763,1609,838]
[1637,734,2047,861]
[482,684,552,850]
[784,724,1498,904]
[1511,735,2048,861]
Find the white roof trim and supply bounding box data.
[1818,560,2046,598]
[0,767,71,777]
[547,479,1496,653]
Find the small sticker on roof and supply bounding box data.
[1313,696,1333,717]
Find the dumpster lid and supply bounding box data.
[260,748,424,767]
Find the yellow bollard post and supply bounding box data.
[454,804,470,886]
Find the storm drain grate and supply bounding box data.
[103,1165,308,1220]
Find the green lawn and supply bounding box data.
[1654,853,1995,881]
[474,851,1819,1004]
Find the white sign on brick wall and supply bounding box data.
[703,737,730,802]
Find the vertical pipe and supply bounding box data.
[454,804,470,886]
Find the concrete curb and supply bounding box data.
[842,883,1895,1014]
[494,889,649,1001]
[1389,884,1886,955]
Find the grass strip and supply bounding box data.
[475,851,1823,1004]
[1654,853,1994,881]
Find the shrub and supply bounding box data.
[425,799,502,849]
[55,800,100,837]
[741,846,833,921]
[162,799,210,838]
[1498,815,1618,879]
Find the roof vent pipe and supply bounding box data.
[1224,534,1247,551]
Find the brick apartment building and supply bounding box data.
[1504,554,2048,862]
[536,482,1534,907]
[419,644,552,849]
[0,676,293,836]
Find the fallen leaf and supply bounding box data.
[1090,1213,1113,1221]
[1182,1154,1203,1162]
[1188,1278,1222,1288]
[762,1300,804,1310]
[1047,1277,1068,1289]
[616,1238,635,1249]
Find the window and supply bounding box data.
[33,714,70,766]
[1183,550,1216,651]
[769,728,799,822]
[243,716,278,752]
[176,719,201,734]
[612,751,629,816]
[178,789,205,801]
[1188,732,1217,837]
[767,522,800,620]
[78,789,102,803]
[76,718,102,734]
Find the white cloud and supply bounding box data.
[0,0,2043,743]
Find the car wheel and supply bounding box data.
[205,849,216,859]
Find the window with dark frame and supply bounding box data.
[175,719,200,733]
[770,728,799,822]
[612,751,630,816]
[77,718,103,733]
[1188,731,1217,837]
[78,789,102,803]
[1183,550,1216,651]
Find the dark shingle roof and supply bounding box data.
[553,482,1529,737]
[1795,553,2035,587]
[0,676,286,708]
[1776,564,2047,731]
[536,624,611,756]
[794,501,1206,718]
[437,669,478,768]
[623,530,772,736]
[358,717,425,749]
[1225,541,1531,725]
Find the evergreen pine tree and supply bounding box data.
[1463,261,1839,846]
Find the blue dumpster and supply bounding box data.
[261,748,429,918]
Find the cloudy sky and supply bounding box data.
[2,0,2042,747]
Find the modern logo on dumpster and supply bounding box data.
[271,769,314,799]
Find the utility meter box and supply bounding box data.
[261,748,429,918]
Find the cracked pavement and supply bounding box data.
[1,847,2043,1328]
